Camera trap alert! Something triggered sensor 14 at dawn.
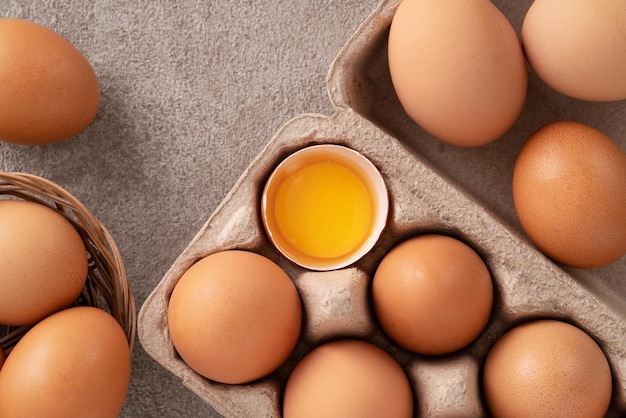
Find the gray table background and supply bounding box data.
[5,0,626,417]
[1,0,380,416]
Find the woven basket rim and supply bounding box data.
[0,171,136,352]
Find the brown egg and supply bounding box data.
[167,250,302,384]
[522,0,626,101]
[387,0,527,146]
[0,200,88,326]
[0,18,100,145]
[0,306,131,418]
[372,234,493,355]
[512,121,626,268]
[482,319,612,418]
[282,339,414,418]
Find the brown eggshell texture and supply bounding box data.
[522,0,626,101]
[0,200,89,326]
[482,319,613,418]
[282,339,414,418]
[512,120,626,268]
[0,306,132,418]
[387,0,527,147]
[0,18,100,145]
[372,234,493,355]
[167,250,302,385]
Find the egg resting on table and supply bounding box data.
[0,18,100,145]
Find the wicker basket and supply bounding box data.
[0,171,136,352]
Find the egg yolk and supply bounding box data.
[273,161,373,259]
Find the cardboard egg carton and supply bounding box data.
[138,0,626,416]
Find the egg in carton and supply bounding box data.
[139,0,626,416]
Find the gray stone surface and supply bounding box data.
[2,0,624,417]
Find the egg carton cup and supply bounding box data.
[0,172,136,352]
[138,0,626,416]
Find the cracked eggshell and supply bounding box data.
[138,0,626,416]
[138,109,626,417]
